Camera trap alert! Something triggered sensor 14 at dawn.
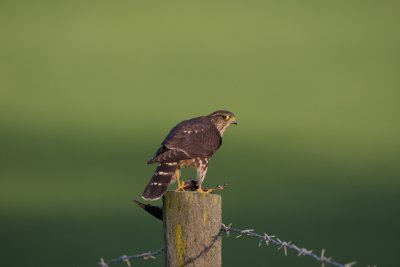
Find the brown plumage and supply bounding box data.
[142,110,238,200]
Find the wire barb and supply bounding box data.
[319,249,333,267]
[278,240,292,256]
[344,261,358,267]
[221,223,232,237]
[99,258,109,267]
[121,255,131,267]
[235,229,254,238]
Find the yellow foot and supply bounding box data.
[197,187,211,193]
[175,181,185,191]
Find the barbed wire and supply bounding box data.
[99,223,358,267]
[221,223,357,267]
[99,247,164,267]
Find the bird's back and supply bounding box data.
[148,116,222,164]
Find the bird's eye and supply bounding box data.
[223,115,231,120]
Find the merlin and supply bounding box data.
[142,110,238,200]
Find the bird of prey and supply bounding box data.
[142,110,238,200]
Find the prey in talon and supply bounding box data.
[142,110,237,200]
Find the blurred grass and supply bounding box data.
[1,0,400,266]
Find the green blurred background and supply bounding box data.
[1,1,399,266]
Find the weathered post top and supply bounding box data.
[163,191,222,267]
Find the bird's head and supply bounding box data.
[208,110,238,135]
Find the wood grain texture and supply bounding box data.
[163,191,222,267]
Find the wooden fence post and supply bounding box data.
[163,191,222,267]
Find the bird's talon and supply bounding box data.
[175,184,184,192]
[175,181,187,192]
[197,187,211,193]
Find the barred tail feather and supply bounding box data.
[142,163,178,200]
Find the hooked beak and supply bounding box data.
[232,118,238,125]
